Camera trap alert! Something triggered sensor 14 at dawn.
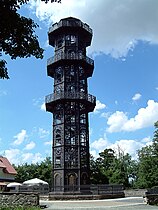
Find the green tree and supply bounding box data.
[135,121,158,188]
[136,145,156,188]
[109,152,136,187]
[153,121,158,154]
[0,0,61,79]
[98,148,116,181]
[90,154,109,184]
[90,149,116,184]
[14,157,52,186]
[90,148,137,188]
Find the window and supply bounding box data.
[65,35,76,46]
[56,37,63,48]
[71,35,76,44]
[55,67,63,83]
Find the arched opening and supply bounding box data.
[54,173,62,191]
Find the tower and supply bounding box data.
[45,17,96,194]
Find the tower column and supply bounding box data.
[45,17,96,194]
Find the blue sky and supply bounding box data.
[1,0,158,165]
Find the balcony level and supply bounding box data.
[48,17,92,47]
[47,52,94,78]
[45,92,96,113]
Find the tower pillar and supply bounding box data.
[45,17,96,194]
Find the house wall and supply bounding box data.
[0,168,15,181]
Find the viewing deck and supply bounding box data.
[45,92,96,112]
[49,17,92,36]
[48,17,92,47]
[47,52,94,78]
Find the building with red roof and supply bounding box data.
[0,156,17,191]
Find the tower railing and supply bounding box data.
[49,19,92,35]
[51,184,124,195]
[45,92,96,105]
[47,52,94,67]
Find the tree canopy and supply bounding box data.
[0,0,61,79]
[135,122,158,188]
[13,121,158,189]
[14,157,52,186]
[90,148,136,187]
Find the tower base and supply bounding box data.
[48,192,125,200]
[49,184,125,200]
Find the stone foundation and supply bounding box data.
[144,194,158,205]
[49,192,125,200]
[124,189,146,197]
[0,192,39,208]
[143,187,158,205]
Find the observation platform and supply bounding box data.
[47,52,94,78]
[48,17,92,47]
[45,92,96,113]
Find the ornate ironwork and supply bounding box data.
[49,18,93,36]
[47,52,94,66]
[45,92,96,104]
[45,17,96,194]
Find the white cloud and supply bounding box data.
[90,150,99,159]
[33,98,46,111]
[107,111,128,133]
[22,153,33,162]
[21,152,43,164]
[132,93,142,101]
[91,137,108,152]
[100,112,111,119]
[13,130,27,145]
[4,149,21,165]
[40,102,46,111]
[141,136,151,143]
[32,153,44,164]
[24,141,36,150]
[107,100,158,132]
[4,149,44,165]
[38,128,50,138]
[109,139,150,159]
[90,136,152,160]
[28,0,158,58]
[44,141,52,145]
[94,100,106,113]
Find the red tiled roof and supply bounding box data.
[0,160,6,168]
[0,156,17,175]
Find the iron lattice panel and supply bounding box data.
[46,17,95,193]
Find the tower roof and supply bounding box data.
[48,17,92,47]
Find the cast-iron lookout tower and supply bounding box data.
[45,17,96,194]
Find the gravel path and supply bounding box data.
[40,197,158,210]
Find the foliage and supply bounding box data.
[90,148,136,188]
[0,0,61,79]
[90,122,158,189]
[90,154,109,184]
[135,122,158,189]
[13,122,158,190]
[14,157,52,187]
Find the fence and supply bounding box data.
[52,184,124,195]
